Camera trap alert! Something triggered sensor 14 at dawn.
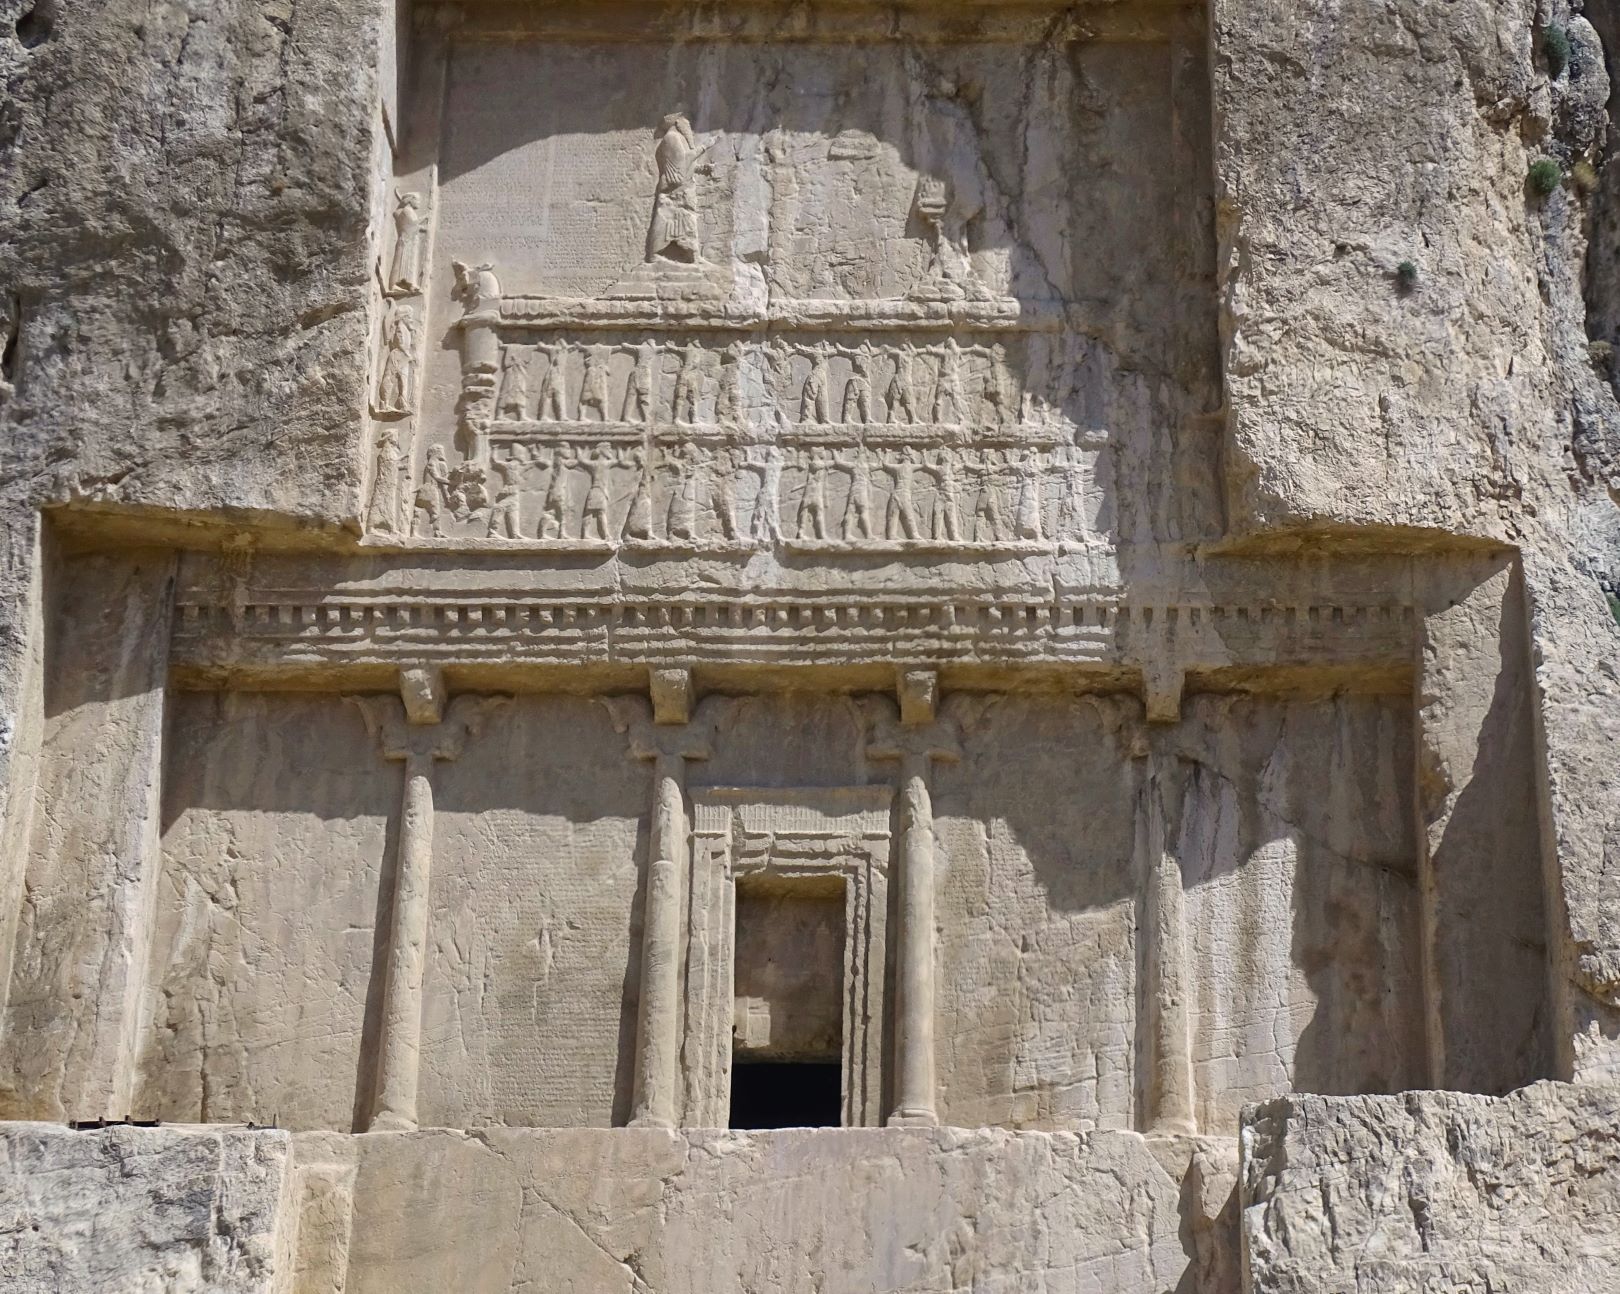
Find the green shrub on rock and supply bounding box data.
[1544,25,1572,78]
[1529,158,1564,196]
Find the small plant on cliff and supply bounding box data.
[1544,25,1573,78]
[1395,260,1419,293]
[1529,158,1564,196]
[1609,592,1620,629]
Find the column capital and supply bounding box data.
[602,693,729,763]
[861,694,961,767]
[399,666,446,725]
[348,690,509,763]
[649,666,694,725]
[897,667,938,726]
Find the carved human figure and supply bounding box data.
[766,345,796,429]
[486,450,524,539]
[932,338,966,426]
[578,345,611,423]
[622,445,655,541]
[978,345,1015,427]
[715,344,745,425]
[797,445,832,540]
[928,448,962,542]
[388,191,427,294]
[837,444,874,541]
[455,462,487,518]
[886,445,922,542]
[647,113,708,264]
[535,344,569,422]
[1053,443,1091,542]
[747,446,783,544]
[711,446,740,542]
[800,344,832,425]
[911,78,1010,301]
[376,303,420,415]
[367,424,404,535]
[413,444,450,538]
[538,444,574,540]
[665,442,700,542]
[972,448,1007,542]
[671,346,705,424]
[840,343,874,424]
[497,347,531,420]
[622,344,656,423]
[1011,448,1043,541]
[885,345,920,426]
[580,441,616,542]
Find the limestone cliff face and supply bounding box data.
[0,0,381,526]
[0,1,385,1043]
[0,2,1616,1292]
[1214,0,1620,1075]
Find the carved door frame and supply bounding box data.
[683,786,893,1127]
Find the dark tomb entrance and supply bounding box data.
[728,878,846,1129]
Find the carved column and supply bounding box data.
[638,749,688,1130]
[605,669,717,1130]
[1138,745,1196,1135]
[893,750,939,1126]
[864,669,960,1128]
[350,669,507,1132]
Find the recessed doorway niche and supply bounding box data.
[685,788,894,1128]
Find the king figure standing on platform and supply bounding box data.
[647,113,708,265]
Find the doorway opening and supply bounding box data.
[728,1061,842,1130]
[729,875,845,1129]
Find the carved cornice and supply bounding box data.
[487,296,1065,333]
[170,585,1416,678]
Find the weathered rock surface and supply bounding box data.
[0,0,1614,1289]
[0,0,381,525]
[0,1122,1241,1293]
[1241,1083,1620,1293]
[339,1126,1226,1294]
[0,1122,291,1294]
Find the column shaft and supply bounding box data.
[372,752,435,1131]
[632,753,686,1128]
[1141,752,1195,1134]
[889,753,938,1127]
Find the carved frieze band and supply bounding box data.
[170,592,1416,673]
[391,327,1101,551]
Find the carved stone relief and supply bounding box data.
[378,79,1145,555]
[387,190,429,297]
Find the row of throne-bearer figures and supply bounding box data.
[489,338,1028,429]
[372,435,1098,545]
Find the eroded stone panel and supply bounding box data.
[0,1122,293,1294]
[1242,1084,1620,1293]
[0,549,175,1123]
[137,693,396,1132]
[932,695,1141,1132]
[1176,694,1423,1130]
